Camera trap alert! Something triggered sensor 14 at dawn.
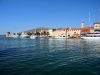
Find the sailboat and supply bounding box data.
[81,12,100,39]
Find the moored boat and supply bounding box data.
[53,34,68,39]
[30,35,37,39]
[13,33,19,38]
[81,32,100,39]
[20,32,30,38]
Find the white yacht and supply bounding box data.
[20,32,30,38]
[53,34,68,39]
[30,35,37,39]
[81,32,100,39]
[13,33,19,38]
[40,35,46,38]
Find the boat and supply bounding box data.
[81,32,100,39]
[39,35,46,38]
[20,32,30,38]
[53,34,68,39]
[13,33,19,38]
[30,35,37,39]
[81,12,100,39]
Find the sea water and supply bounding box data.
[0,37,100,75]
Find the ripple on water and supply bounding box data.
[0,38,100,75]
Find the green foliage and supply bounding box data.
[17,33,21,36]
[27,32,32,36]
[35,31,50,36]
[47,32,49,36]
[43,31,46,36]
[41,32,44,35]
[36,32,40,35]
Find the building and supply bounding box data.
[66,21,94,37]
[6,32,10,37]
[47,29,56,36]
[47,21,95,38]
[52,28,67,37]
[94,22,100,31]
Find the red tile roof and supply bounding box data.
[71,26,94,30]
[71,28,82,30]
[63,28,68,30]
[72,33,80,36]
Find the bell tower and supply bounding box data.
[81,20,84,28]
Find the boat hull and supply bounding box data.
[30,36,37,39]
[20,35,30,38]
[13,35,19,38]
[81,37,100,39]
[53,36,68,39]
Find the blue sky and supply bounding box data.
[0,0,100,35]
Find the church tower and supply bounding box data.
[81,20,84,28]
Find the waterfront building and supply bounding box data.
[67,28,81,37]
[66,21,94,38]
[52,28,67,37]
[6,21,98,38]
[94,22,100,31]
[6,32,10,37]
[47,29,56,36]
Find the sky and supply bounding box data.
[0,0,100,35]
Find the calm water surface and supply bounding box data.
[0,37,100,75]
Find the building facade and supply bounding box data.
[94,22,100,31]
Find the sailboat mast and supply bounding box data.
[99,8,100,21]
[89,12,91,32]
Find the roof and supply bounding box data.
[71,26,94,30]
[72,33,80,36]
[81,28,89,31]
[71,28,82,30]
[94,22,100,24]
[84,26,94,29]
[63,28,68,30]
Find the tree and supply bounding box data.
[43,31,46,36]
[17,33,21,36]
[40,32,44,36]
[36,32,40,35]
[46,32,50,36]
[27,32,32,36]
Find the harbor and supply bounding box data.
[5,21,100,39]
[1,0,100,75]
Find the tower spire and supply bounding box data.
[81,20,84,28]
